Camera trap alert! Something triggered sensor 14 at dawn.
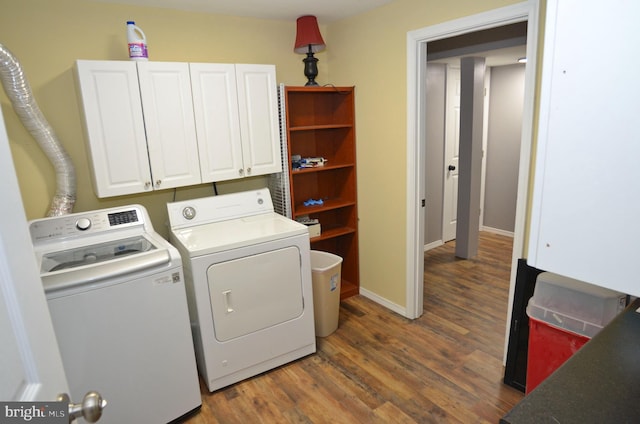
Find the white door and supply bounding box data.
[190,63,244,182]
[235,64,282,177]
[0,111,69,403]
[136,61,202,190]
[442,66,460,242]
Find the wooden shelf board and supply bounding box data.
[340,279,359,300]
[310,226,356,242]
[291,163,355,174]
[294,199,356,216]
[289,124,353,132]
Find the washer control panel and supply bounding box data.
[30,207,144,243]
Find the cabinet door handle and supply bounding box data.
[238,169,244,176]
[246,167,251,175]
[155,179,161,188]
[144,181,151,190]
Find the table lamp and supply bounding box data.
[294,15,326,86]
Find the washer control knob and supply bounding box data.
[76,218,92,231]
[182,206,196,220]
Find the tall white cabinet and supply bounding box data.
[527,0,640,296]
[74,60,281,198]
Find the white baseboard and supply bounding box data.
[424,239,444,252]
[481,226,514,238]
[358,287,408,317]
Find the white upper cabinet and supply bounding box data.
[75,60,281,198]
[190,63,243,182]
[190,63,281,182]
[136,61,202,190]
[235,64,282,178]
[74,60,152,197]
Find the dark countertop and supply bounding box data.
[501,298,640,424]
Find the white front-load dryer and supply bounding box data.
[167,189,316,391]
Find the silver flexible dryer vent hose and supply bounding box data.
[0,43,76,216]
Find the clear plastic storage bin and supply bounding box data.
[526,272,626,393]
[527,272,626,338]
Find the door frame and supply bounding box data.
[405,0,540,359]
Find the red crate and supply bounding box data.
[525,316,590,394]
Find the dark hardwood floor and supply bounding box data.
[182,232,524,423]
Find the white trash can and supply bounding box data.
[310,251,343,337]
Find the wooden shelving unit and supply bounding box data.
[284,86,359,299]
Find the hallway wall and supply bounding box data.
[484,63,525,233]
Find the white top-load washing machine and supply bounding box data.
[29,205,201,424]
[167,188,316,392]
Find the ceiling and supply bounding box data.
[91,0,395,23]
[428,21,528,67]
[430,45,527,68]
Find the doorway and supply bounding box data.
[426,24,528,249]
[405,1,540,362]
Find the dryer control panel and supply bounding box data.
[167,189,275,229]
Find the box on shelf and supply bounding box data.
[291,155,327,169]
[296,215,321,238]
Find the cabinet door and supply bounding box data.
[189,63,244,182]
[235,64,282,177]
[74,60,152,197]
[528,0,640,295]
[136,62,202,190]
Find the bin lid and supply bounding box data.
[527,272,627,338]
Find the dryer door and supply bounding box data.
[207,246,304,342]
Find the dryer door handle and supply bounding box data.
[223,290,234,314]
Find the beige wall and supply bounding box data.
[326,0,520,305]
[0,0,316,236]
[0,0,522,309]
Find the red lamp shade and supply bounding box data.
[294,15,326,54]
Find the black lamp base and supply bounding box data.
[303,48,319,86]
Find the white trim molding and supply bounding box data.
[360,287,407,317]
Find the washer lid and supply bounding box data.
[171,212,308,256]
[38,233,173,294]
